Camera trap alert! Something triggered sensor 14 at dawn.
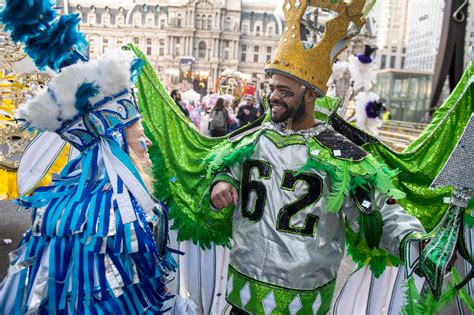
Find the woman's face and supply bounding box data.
[125,120,153,167]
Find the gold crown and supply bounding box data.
[265,0,368,95]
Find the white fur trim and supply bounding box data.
[17,49,137,131]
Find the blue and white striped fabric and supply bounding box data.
[0,137,177,314]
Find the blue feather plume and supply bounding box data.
[75,82,100,113]
[0,0,57,42]
[24,14,87,71]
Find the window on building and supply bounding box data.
[243,24,249,34]
[225,17,231,30]
[133,14,141,26]
[103,15,110,26]
[133,37,139,45]
[117,16,124,26]
[159,39,165,56]
[391,47,397,53]
[117,37,123,47]
[241,45,247,62]
[199,41,206,59]
[208,15,212,30]
[401,56,405,69]
[256,26,261,36]
[89,38,95,55]
[177,14,182,27]
[253,45,259,63]
[390,56,396,68]
[196,14,201,30]
[147,17,154,28]
[381,55,387,69]
[268,26,274,36]
[146,38,152,56]
[175,46,181,57]
[160,19,166,29]
[103,37,109,53]
[224,50,229,60]
[176,37,180,44]
[266,47,272,62]
[88,13,96,25]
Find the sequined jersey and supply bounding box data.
[215,122,424,314]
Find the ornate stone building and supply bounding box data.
[59,0,283,94]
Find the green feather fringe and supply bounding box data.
[325,160,351,212]
[206,142,256,179]
[451,267,474,312]
[401,277,423,315]
[402,267,474,315]
[299,154,405,214]
[298,158,352,213]
[360,210,383,249]
[344,222,400,278]
[145,125,234,248]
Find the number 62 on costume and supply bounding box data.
[240,159,323,237]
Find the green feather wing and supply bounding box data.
[361,63,474,232]
[129,45,233,248]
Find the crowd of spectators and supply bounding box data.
[169,89,265,137]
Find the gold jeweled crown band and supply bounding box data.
[265,0,368,95]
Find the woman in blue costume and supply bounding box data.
[0,49,177,314]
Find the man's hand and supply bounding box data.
[211,181,239,209]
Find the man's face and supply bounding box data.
[125,120,153,167]
[268,74,306,123]
[176,92,182,101]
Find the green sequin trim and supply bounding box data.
[227,265,335,315]
[264,130,306,148]
[419,205,463,298]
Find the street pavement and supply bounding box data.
[0,200,30,279]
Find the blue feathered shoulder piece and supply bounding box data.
[1,0,88,71]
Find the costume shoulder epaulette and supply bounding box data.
[313,128,367,161]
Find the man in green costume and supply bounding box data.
[207,1,426,313]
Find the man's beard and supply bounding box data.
[270,92,306,124]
